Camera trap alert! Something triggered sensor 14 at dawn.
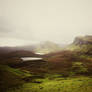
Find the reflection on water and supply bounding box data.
[36,53,45,55]
[21,57,42,61]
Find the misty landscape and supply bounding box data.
[0,0,92,92]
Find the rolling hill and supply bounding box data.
[44,35,92,75]
[34,41,63,54]
[0,35,92,92]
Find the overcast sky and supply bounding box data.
[0,0,92,46]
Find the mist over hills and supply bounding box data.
[1,0,92,91]
[0,35,92,92]
[33,41,64,54]
[0,41,66,56]
[0,35,92,57]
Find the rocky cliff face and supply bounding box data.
[69,35,92,55]
[66,35,92,55]
[73,35,92,45]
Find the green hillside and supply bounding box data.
[7,76,92,92]
[0,65,31,92]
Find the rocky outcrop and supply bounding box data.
[73,35,92,45]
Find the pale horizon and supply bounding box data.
[0,0,92,46]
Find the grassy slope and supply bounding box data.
[0,65,31,92]
[7,76,92,92]
[67,44,92,54]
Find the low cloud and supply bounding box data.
[0,0,92,46]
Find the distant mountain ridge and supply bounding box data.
[0,41,66,55]
[34,41,63,54]
[0,46,34,55]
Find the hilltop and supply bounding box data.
[66,35,92,55]
[34,41,62,54]
[73,35,92,45]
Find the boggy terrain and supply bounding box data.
[0,35,92,92]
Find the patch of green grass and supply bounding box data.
[7,76,92,92]
[71,62,88,74]
[0,65,31,78]
[67,44,92,54]
[67,44,81,51]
